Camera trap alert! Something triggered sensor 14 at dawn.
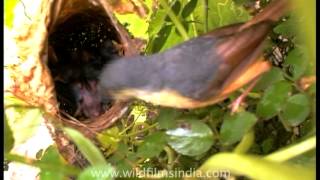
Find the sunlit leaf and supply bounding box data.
[97,127,121,155]
[166,120,214,156]
[147,9,167,37]
[5,99,43,145]
[115,13,149,39]
[192,0,251,34]
[114,0,153,39]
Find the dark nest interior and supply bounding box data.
[48,8,124,121]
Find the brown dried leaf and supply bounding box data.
[108,0,149,18]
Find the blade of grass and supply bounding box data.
[198,153,314,180]
[233,129,255,154]
[264,136,316,162]
[159,0,189,40]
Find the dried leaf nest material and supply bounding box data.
[6,0,143,165]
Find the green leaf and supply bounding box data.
[166,120,214,156]
[220,111,257,145]
[274,13,300,38]
[181,0,198,18]
[97,127,121,156]
[5,147,80,177]
[115,13,149,39]
[156,107,180,129]
[64,128,107,166]
[148,9,167,37]
[192,0,251,34]
[280,94,310,126]
[166,0,182,20]
[199,153,315,180]
[39,146,67,180]
[147,0,250,53]
[114,0,153,39]
[253,67,284,91]
[284,48,308,80]
[159,24,185,51]
[146,25,174,53]
[256,81,292,119]
[108,149,138,172]
[78,164,115,180]
[4,114,14,153]
[137,132,167,158]
[261,138,275,154]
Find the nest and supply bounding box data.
[6,0,145,166]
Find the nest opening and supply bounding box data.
[48,8,123,121]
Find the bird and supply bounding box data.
[98,0,289,109]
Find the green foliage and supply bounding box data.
[166,119,214,156]
[220,111,257,145]
[137,132,167,158]
[146,0,251,53]
[38,146,68,180]
[5,146,80,178]
[256,81,292,119]
[64,128,108,166]
[4,0,315,179]
[114,0,153,39]
[156,107,181,129]
[97,127,121,156]
[253,67,284,91]
[280,93,310,126]
[284,48,308,80]
[78,164,115,180]
[4,115,14,153]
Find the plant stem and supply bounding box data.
[159,0,189,40]
[190,13,198,37]
[203,0,209,32]
[164,146,175,170]
[124,123,158,137]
